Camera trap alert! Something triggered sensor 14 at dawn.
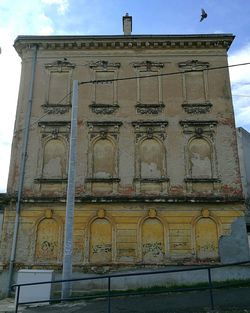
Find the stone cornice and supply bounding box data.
[3,194,244,204]
[14,34,235,56]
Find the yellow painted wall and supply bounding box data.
[0,203,244,268]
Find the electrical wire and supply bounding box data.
[232,94,250,98]
[14,90,73,134]
[13,62,250,135]
[79,62,250,85]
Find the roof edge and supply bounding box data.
[14,33,235,56]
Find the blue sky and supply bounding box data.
[0,0,250,192]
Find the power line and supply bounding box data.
[14,91,73,134]
[232,94,250,98]
[79,62,250,85]
[13,62,250,135]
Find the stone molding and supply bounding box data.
[182,103,212,114]
[132,121,168,141]
[14,35,234,56]
[5,194,244,203]
[132,60,164,70]
[89,104,119,114]
[34,178,68,183]
[184,177,221,193]
[136,103,165,114]
[134,177,169,183]
[87,121,122,139]
[85,178,120,183]
[42,104,71,114]
[38,121,71,139]
[184,177,221,183]
[178,59,209,71]
[44,59,75,70]
[89,60,121,69]
[179,120,217,137]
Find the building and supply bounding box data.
[237,127,250,246]
[0,15,249,297]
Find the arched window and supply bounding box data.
[195,218,219,260]
[42,139,67,178]
[93,139,115,178]
[142,218,164,263]
[140,139,164,178]
[188,138,212,178]
[35,219,60,262]
[89,218,112,263]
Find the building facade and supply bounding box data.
[237,127,250,246]
[0,18,249,296]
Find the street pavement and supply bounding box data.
[7,286,250,313]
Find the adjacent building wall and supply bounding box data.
[237,126,250,247]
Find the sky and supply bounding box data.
[0,0,250,192]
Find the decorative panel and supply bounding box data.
[188,138,212,178]
[35,219,59,262]
[178,60,212,114]
[90,218,112,263]
[180,120,221,193]
[140,139,163,178]
[43,59,75,114]
[195,218,219,260]
[93,139,115,178]
[142,218,164,263]
[86,121,122,193]
[43,139,67,179]
[132,121,169,194]
[133,61,165,114]
[89,60,120,114]
[35,122,70,189]
[95,71,114,104]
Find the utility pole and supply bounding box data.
[62,80,78,299]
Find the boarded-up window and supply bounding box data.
[140,71,158,104]
[142,218,164,263]
[189,138,212,178]
[43,139,67,178]
[140,139,163,178]
[93,139,115,178]
[48,72,69,104]
[90,218,112,263]
[196,218,218,260]
[95,71,114,104]
[186,72,205,102]
[35,219,59,262]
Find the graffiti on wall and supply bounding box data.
[35,218,59,262]
[90,218,112,263]
[142,218,164,263]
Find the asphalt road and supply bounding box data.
[19,286,250,313]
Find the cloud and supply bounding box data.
[229,43,250,132]
[41,0,69,15]
[0,0,60,192]
[0,29,21,193]
[37,13,54,35]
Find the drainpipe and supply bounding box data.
[7,44,38,295]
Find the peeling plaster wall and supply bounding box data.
[237,127,250,224]
[0,203,246,267]
[219,217,250,263]
[0,207,3,243]
[7,35,243,198]
[2,34,248,298]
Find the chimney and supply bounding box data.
[123,13,132,35]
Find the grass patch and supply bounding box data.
[51,278,250,301]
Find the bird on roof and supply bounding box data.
[200,8,208,22]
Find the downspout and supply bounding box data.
[7,44,38,295]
